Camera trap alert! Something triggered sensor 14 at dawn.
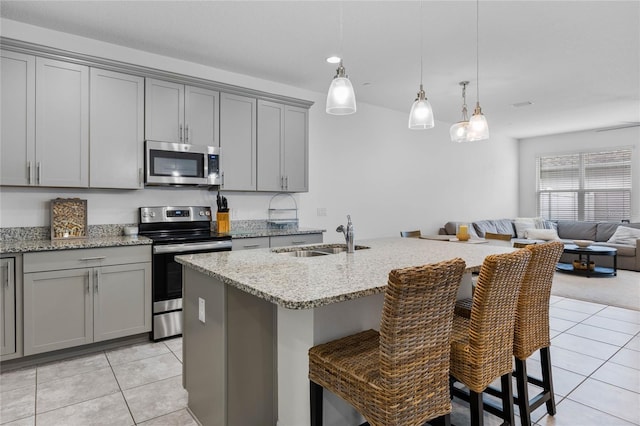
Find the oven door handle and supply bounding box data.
[153,241,232,254]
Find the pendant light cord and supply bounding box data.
[339,2,344,59]
[476,0,480,103]
[419,0,423,86]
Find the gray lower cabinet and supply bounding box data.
[1,255,23,361]
[232,234,322,250]
[231,236,270,251]
[23,246,151,356]
[269,233,322,248]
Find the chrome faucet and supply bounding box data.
[336,215,355,253]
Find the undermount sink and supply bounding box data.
[273,244,370,257]
[286,250,329,257]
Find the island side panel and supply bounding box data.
[226,285,276,425]
[183,267,226,426]
[276,293,385,426]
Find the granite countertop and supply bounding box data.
[175,237,516,310]
[0,236,152,254]
[228,227,325,239]
[0,225,324,254]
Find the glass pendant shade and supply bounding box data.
[326,63,356,115]
[467,103,489,141]
[408,85,434,129]
[450,121,470,143]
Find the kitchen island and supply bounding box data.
[175,237,515,426]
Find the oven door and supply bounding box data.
[152,240,231,340]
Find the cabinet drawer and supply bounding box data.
[232,237,270,251]
[24,246,151,273]
[269,234,322,248]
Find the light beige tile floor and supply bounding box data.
[1,295,638,425]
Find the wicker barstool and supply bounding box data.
[449,249,531,426]
[453,242,565,426]
[308,258,467,426]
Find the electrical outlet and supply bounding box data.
[317,207,327,217]
[198,297,205,323]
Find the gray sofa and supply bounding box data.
[440,219,640,272]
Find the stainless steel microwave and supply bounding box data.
[145,141,221,186]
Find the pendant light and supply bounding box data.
[408,0,434,129]
[326,3,356,115]
[450,81,470,142]
[467,0,489,141]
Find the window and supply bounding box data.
[536,148,632,221]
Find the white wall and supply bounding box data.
[518,126,640,222]
[0,19,520,242]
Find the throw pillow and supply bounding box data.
[524,228,561,241]
[607,226,640,246]
[514,217,537,238]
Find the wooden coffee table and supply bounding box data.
[556,244,617,277]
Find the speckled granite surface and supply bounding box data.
[0,223,324,254]
[175,237,516,310]
[227,227,325,239]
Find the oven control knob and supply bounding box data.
[149,212,156,217]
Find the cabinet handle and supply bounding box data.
[243,244,261,248]
[36,162,41,185]
[3,262,10,288]
[292,241,306,245]
[179,124,183,142]
[285,176,289,190]
[185,124,189,143]
[79,256,106,261]
[221,171,225,186]
[27,161,32,185]
[94,270,99,293]
[86,271,90,293]
[139,168,143,185]
[280,176,284,189]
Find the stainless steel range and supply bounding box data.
[138,206,232,340]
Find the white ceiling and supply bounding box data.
[1,0,639,139]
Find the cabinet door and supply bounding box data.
[94,263,151,342]
[1,50,35,186]
[257,100,284,191]
[231,237,270,251]
[1,258,16,356]
[23,268,93,355]
[270,233,323,248]
[145,78,184,143]
[90,68,144,189]
[185,86,219,146]
[220,93,257,190]
[283,105,309,192]
[35,58,89,187]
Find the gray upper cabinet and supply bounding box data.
[220,93,257,190]
[145,78,219,146]
[1,50,35,186]
[257,101,308,192]
[36,57,89,187]
[90,68,145,189]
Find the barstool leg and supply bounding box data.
[540,347,556,415]
[430,414,451,426]
[470,390,484,426]
[500,372,515,426]
[515,359,531,426]
[310,381,323,426]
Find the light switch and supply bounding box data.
[198,297,205,323]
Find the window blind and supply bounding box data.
[536,148,632,221]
